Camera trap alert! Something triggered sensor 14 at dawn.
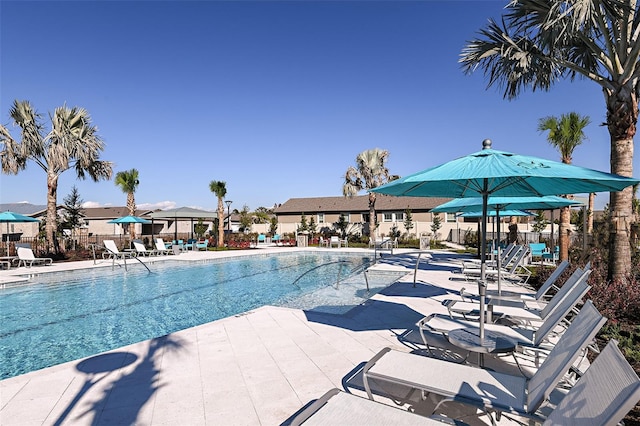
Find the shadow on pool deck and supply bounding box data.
[53,335,184,426]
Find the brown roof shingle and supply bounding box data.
[274,195,452,214]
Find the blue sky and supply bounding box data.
[0,1,625,212]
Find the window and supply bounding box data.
[362,213,370,223]
[341,213,350,223]
[446,212,457,223]
[317,213,324,223]
[383,212,404,222]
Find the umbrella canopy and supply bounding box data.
[459,209,535,218]
[0,211,40,256]
[375,141,638,199]
[432,195,583,214]
[0,211,40,224]
[108,215,151,224]
[372,139,639,340]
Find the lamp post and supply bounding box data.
[225,200,233,234]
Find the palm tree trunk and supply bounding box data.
[559,205,571,262]
[587,193,595,236]
[606,87,637,281]
[218,198,224,247]
[46,172,58,253]
[368,193,376,238]
[127,192,136,240]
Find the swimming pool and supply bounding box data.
[0,252,406,379]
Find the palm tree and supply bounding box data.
[114,168,140,239]
[538,112,591,262]
[209,180,227,247]
[460,1,640,281]
[0,100,112,252]
[343,148,392,237]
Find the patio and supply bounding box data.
[0,248,543,425]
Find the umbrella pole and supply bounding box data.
[479,187,489,342]
[496,208,502,296]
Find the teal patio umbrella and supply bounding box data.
[108,216,151,242]
[108,215,151,224]
[372,139,639,339]
[434,195,584,293]
[0,211,40,256]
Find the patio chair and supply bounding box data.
[463,245,532,283]
[419,281,592,360]
[183,238,197,250]
[195,239,209,251]
[103,240,135,260]
[329,236,341,248]
[133,241,156,256]
[16,247,53,267]
[529,242,547,263]
[542,246,560,264]
[257,234,266,244]
[363,300,607,425]
[154,238,174,255]
[462,243,520,270]
[459,260,571,304]
[445,268,591,325]
[289,388,464,426]
[539,339,640,425]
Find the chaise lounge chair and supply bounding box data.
[445,267,591,325]
[313,338,636,426]
[289,388,465,425]
[16,247,53,267]
[363,300,607,424]
[419,281,592,362]
[155,238,176,255]
[459,260,571,305]
[103,239,136,260]
[133,241,156,256]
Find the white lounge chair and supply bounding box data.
[103,240,135,260]
[154,238,176,255]
[16,247,52,267]
[445,268,591,325]
[363,300,607,424]
[540,339,640,425]
[419,281,592,360]
[133,241,156,256]
[329,236,341,248]
[460,259,571,304]
[290,388,462,425]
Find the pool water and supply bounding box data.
[0,252,406,379]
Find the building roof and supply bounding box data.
[0,203,46,215]
[274,194,453,214]
[81,207,154,219]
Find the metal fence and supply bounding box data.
[0,233,189,256]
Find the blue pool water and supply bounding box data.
[0,252,406,379]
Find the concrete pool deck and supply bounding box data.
[1,247,535,425]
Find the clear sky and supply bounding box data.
[0,0,628,212]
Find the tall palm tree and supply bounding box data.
[209,180,227,247]
[538,112,591,262]
[114,168,140,239]
[343,148,392,237]
[460,0,640,281]
[0,100,112,252]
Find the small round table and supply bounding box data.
[448,327,517,367]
